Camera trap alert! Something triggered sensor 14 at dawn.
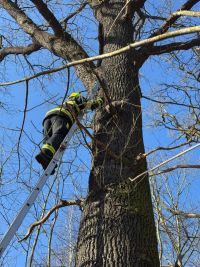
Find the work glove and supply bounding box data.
[91,97,104,110]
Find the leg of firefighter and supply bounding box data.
[36,115,71,174]
[49,115,71,151]
[35,117,56,173]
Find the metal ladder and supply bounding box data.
[0,81,99,259]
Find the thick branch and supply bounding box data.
[19,199,84,242]
[0,0,96,91]
[138,0,199,64]
[134,0,147,10]
[0,42,41,62]
[31,0,64,37]
[60,2,87,24]
[172,10,200,17]
[151,0,200,37]
[140,8,200,56]
[140,37,200,56]
[1,24,200,87]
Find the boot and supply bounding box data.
[35,150,57,175]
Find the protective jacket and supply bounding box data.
[35,92,104,174]
[43,94,102,125]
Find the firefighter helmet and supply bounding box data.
[68,92,81,99]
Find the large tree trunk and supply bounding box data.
[75,1,159,266]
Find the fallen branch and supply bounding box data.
[19,198,84,242]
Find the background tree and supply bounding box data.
[0,0,200,266]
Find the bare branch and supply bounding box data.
[129,143,200,182]
[0,35,3,48]
[31,0,64,37]
[19,25,200,66]
[134,0,147,10]
[19,199,84,242]
[138,11,167,21]
[60,2,87,24]
[141,38,200,56]
[137,140,193,160]
[1,25,200,87]
[0,0,96,90]
[0,63,68,86]
[18,80,29,143]
[142,94,199,109]
[138,0,200,63]
[172,10,200,17]
[150,164,200,177]
[15,80,29,176]
[167,208,200,219]
[0,42,41,62]
[72,110,120,161]
[151,0,200,37]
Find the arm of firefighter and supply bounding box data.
[85,97,104,110]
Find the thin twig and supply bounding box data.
[60,2,87,24]
[149,164,200,177]
[150,0,200,37]
[167,207,200,219]
[137,140,193,160]
[106,0,131,37]
[73,111,120,161]
[17,80,29,150]
[19,199,84,242]
[16,80,29,177]
[142,95,199,109]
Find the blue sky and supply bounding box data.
[0,1,200,266]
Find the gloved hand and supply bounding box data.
[96,96,104,106]
[91,97,104,110]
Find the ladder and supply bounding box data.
[0,81,99,259]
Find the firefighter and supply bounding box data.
[35,91,104,174]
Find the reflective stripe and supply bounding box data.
[66,100,80,113]
[66,123,70,129]
[69,92,81,98]
[98,99,103,104]
[42,144,56,155]
[66,100,75,105]
[45,108,74,123]
[85,101,92,109]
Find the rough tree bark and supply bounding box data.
[1,0,199,265]
[75,1,159,266]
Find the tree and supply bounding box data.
[151,169,200,267]
[0,0,200,266]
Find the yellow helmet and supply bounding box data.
[68,92,81,99]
